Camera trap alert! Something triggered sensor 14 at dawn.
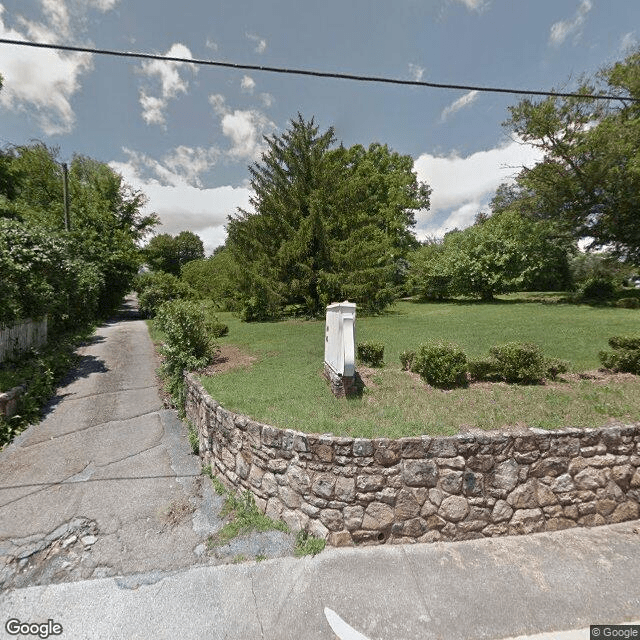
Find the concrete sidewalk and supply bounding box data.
[1,521,640,639]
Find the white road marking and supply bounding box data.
[324,607,372,640]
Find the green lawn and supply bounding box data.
[194,298,640,437]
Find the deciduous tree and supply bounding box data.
[504,50,640,263]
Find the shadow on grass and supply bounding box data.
[404,295,575,307]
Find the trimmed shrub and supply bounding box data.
[599,334,640,374]
[399,350,415,371]
[489,342,546,384]
[616,297,640,309]
[357,341,385,367]
[545,357,571,380]
[412,341,468,388]
[468,359,501,382]
[599,349,640,374]
[580,277,616,301]
[609,335,640,350]
[198,300,229,337]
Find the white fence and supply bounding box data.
[0,317,48,364]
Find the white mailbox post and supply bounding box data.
[324,301,360,397]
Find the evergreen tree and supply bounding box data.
[226,115,431,319]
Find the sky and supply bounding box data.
[0,0,638,254]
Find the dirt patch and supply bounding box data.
[158,497,195,529]
[196,345,257,376]
[356,366,382,389]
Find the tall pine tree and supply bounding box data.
[226,115,431,320]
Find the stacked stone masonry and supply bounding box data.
[185,373,640,547]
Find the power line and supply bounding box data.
[0,37,637,103]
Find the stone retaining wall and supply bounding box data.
[185,373,640,546]
[0,385,25,418]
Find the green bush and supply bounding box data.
[132,271,156,295]
[0,219,109,330]
[545,357,571,380]
[468,359,501,382]
[580,277,616,301]
[599,349,640,374]
[489,342,546,384]
[399,350,415,371]
[180,250,242,312]
[138,272,195,317]
[412,341,468,388]
[608,335,640,350]
[239,277,281,322]
[616,297,640,309]
[154,299,220,410]
[357,341,385,367]
[599,334,640,374]
[198,300,229,337]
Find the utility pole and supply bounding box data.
[62,162,70,231]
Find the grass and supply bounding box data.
[205,473,289,549]
[186,420,199,454]
[202,465,325,557]
[194,298,640,437]
[294,531,326,557]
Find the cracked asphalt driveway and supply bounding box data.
[0,296,284,590]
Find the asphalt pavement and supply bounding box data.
[1,296,639,640]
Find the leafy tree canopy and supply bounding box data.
[0,142,158,324]
[408,211,574,301]
[145,230,205,275]
[503,49,640,263]
[226,114,431,319]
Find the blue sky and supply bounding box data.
[0,0,638,254]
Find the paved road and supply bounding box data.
[1,522,640,639]
[1,297,639,639]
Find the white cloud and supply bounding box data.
[413,138,543,238]
[110,151,251,254]
[260,93,274,108]
[452,0,488,12]
[86,0,120,10]
[163,146,220,187]
[209,94,276,161]
[114,146,219,189]
[408,64,425,82]
[205,38,218,51]
[209,93,227,116]
[440,90,479,122]
[221,110,275,160]
[138,43,196,127]
[620,31,637,52]
[549,0,592,47]
[0,5,93,135]
[241,75,256,93]
[246,32,267,54]
[40,0,71,37]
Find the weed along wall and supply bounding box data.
[185,373,640,546]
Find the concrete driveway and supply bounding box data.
[0,297,240,590]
